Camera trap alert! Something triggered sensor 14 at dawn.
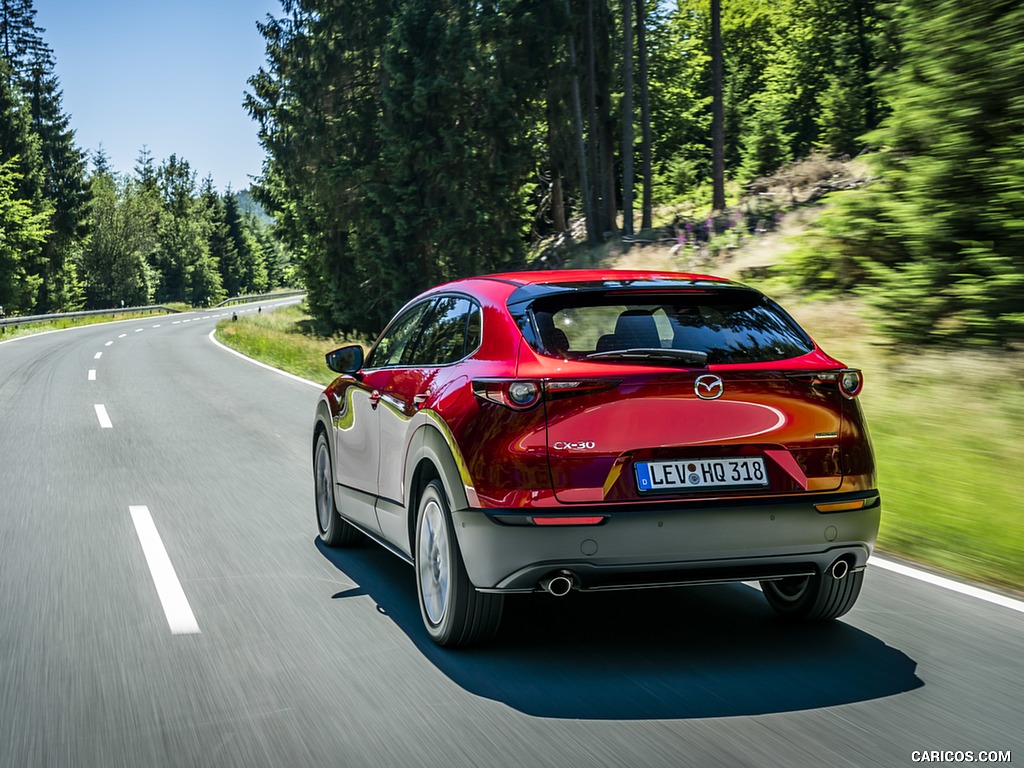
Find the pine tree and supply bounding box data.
[207,187,240,298]
[154,155,223,306]
[0,0,43,84]
[25,49,89,311]
[0,1,89,312]
[224,190,266,294]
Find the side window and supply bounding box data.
[365,302,430,369]
[465,303,481,355]
[409,296,479,366]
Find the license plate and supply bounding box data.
[635,457,768,493]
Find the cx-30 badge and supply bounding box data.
[694,374,724,400]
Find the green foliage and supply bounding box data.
[224,191,268,295]
[153,155,224,307]
[787,0,1024,346]
[0,2,90,315]
[79,168,155,308]
[0,153,49,311]
[737,0,885,178]
[248,0,555,336]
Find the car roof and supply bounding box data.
[480,269,735,286]
[409,269,753,314]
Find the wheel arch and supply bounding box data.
[312,398,332,458]
[405,422,474,556]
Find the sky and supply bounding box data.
[35,0,283,193]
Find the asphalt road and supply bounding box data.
[1,302,1021,768]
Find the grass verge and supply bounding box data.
[218,300,1024,595]
[784,299,1024,595]
[214,304,363,387]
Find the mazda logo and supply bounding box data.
[694,374,724,400]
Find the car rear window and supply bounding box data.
[528,290,813,365]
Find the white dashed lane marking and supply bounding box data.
[129,505,201,635]
[105,341,113,346]
[118,333,127,338]
[88,369,96,381]
[94,404,112,429]
[94,352,102,360]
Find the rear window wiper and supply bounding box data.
[585,348,709,366]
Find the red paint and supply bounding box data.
[321,270,876,511]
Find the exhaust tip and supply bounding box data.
[539,570,575,597]
[830,558,851,580]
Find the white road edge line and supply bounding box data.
[129,505,201,635]
[871,555,1024,614]
[94,404,112,428]
[88,369,96,381]
[206,328,321,390]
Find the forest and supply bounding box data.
[0,0,292,319]
[248,0,1023,346]
[0,0,1021,348]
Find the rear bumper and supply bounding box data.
[450,492,881,592]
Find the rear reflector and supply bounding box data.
[530,516,606,526]
[814,499,866,513]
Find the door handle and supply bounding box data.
[369,390,381,409]
[413,391,431,407]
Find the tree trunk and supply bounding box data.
[711,0,726,212]
[584,0,604,239]
[565,0,597,243]
[597,0,616,235]
[621,0,634,236]
[551,173,567,233]
[636,0,652,231]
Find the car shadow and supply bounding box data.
[317,539,923,720]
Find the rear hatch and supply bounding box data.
[513,280,845,504]
[543,369,843,503]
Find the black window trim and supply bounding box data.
[364,292,484,371]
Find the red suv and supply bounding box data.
[313,270,880,646]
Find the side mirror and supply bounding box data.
[325,344,364,375]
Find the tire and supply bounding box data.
[415,479,503,647]
[314,430,361,547]
[760,567,864,621]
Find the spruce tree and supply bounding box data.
[25,49,89,311]
[207,187,240,298]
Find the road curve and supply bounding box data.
[0,303,1020,768]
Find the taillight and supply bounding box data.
[787,369,863,398]
[472,379,542,410]
[543,378,620,399]
[472,378,620,410]
[839,369,863,399]
[507,381,542,407]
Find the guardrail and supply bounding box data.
[0,304,182,332]
[0,291,307,333]
[212,290,306,308]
